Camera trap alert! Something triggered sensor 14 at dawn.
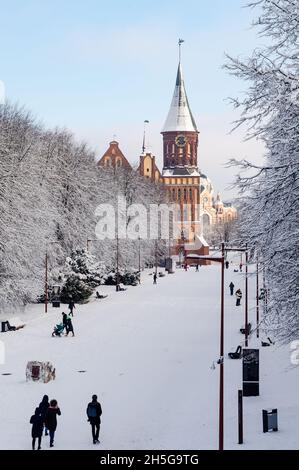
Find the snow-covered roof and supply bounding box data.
[162,167,200,177]
[162,62,198,133]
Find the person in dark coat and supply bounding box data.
[66,316,74,337]
[86,395,102,444]
[68,298,75,316]
[153,273,157,285]
[235,288,242,306]
[30,408,43,450]
[225,261,229,269]
[229,282,235,296]
[45,399,61,447]
[38,395,49,436]
[62,312,69,335]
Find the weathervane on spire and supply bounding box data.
[178,38,185,62]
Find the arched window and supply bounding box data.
[202,214,211,227]
[189,188,192,200]
[183,188,187,201]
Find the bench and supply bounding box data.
[240,323,252,335]
[228,345,242,359]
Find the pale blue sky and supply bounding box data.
[0,0,265,198]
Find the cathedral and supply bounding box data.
[97,53,237,257]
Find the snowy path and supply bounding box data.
[0,260,298,450]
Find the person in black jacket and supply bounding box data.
[30,408,44,450]
[229,282,235,296]
[68,298,75,316]
[38,395,49,436]
[66,316,75,337]
[86,395,102,444]
[45,399,61,448]
[62,312,69,335]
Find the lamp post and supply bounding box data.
[186,242,225,451]
[256,252,260,339]
[45,241,60,313]
[223,244,249,347]
[155,239,158,276]
[138,236,141,284]
[116,233,120,291]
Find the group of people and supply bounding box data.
[30,394,102,450]
[229,282,243,306]
[62,312,75,336]
[30,395,61,450]
[52,300,75,337]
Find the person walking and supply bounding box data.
[87,395,102,445]
[196,264,199,272]
[45,399,61,448]
[235,288,242,306]
[239,263,243,272]
[30,408,43,450]
[153,273,157,285]
[66,316,75,337]
[38,395,49,436]
[225,260,229,269]
[229,282,235,296]
[68,298,75,317]
[62,312,69,335]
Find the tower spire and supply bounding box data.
[162,42,197,133]
[142,120,149,154]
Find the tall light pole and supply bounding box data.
[245,243,248,347]
[186,242,225,451]
[223,244,249,347]
[138,236,141,284]
[256,252,260,339]
[155,239,158,276]
[116,233,120,291]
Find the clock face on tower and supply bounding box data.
[175,134,187,148]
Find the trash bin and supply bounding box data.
[262,409,278,432]
[52,301,61,308]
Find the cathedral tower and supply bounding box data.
[161,62,199,170]
[161,49,201,244]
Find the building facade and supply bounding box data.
[97,58,236,254]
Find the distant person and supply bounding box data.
[196,264,199,272]
[45,399,61,448]
[235,288,242,306]
[239,263,243,272]
[38,395,49,436]
[153,273,157,285]
[229,282,235,296]
[30,408,43,450]
[68,298,75,316]
[86,395,102,445]
[225,261,229,270]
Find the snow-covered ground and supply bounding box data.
[0,255,298,450]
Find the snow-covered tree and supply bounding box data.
[224,0,299,342]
